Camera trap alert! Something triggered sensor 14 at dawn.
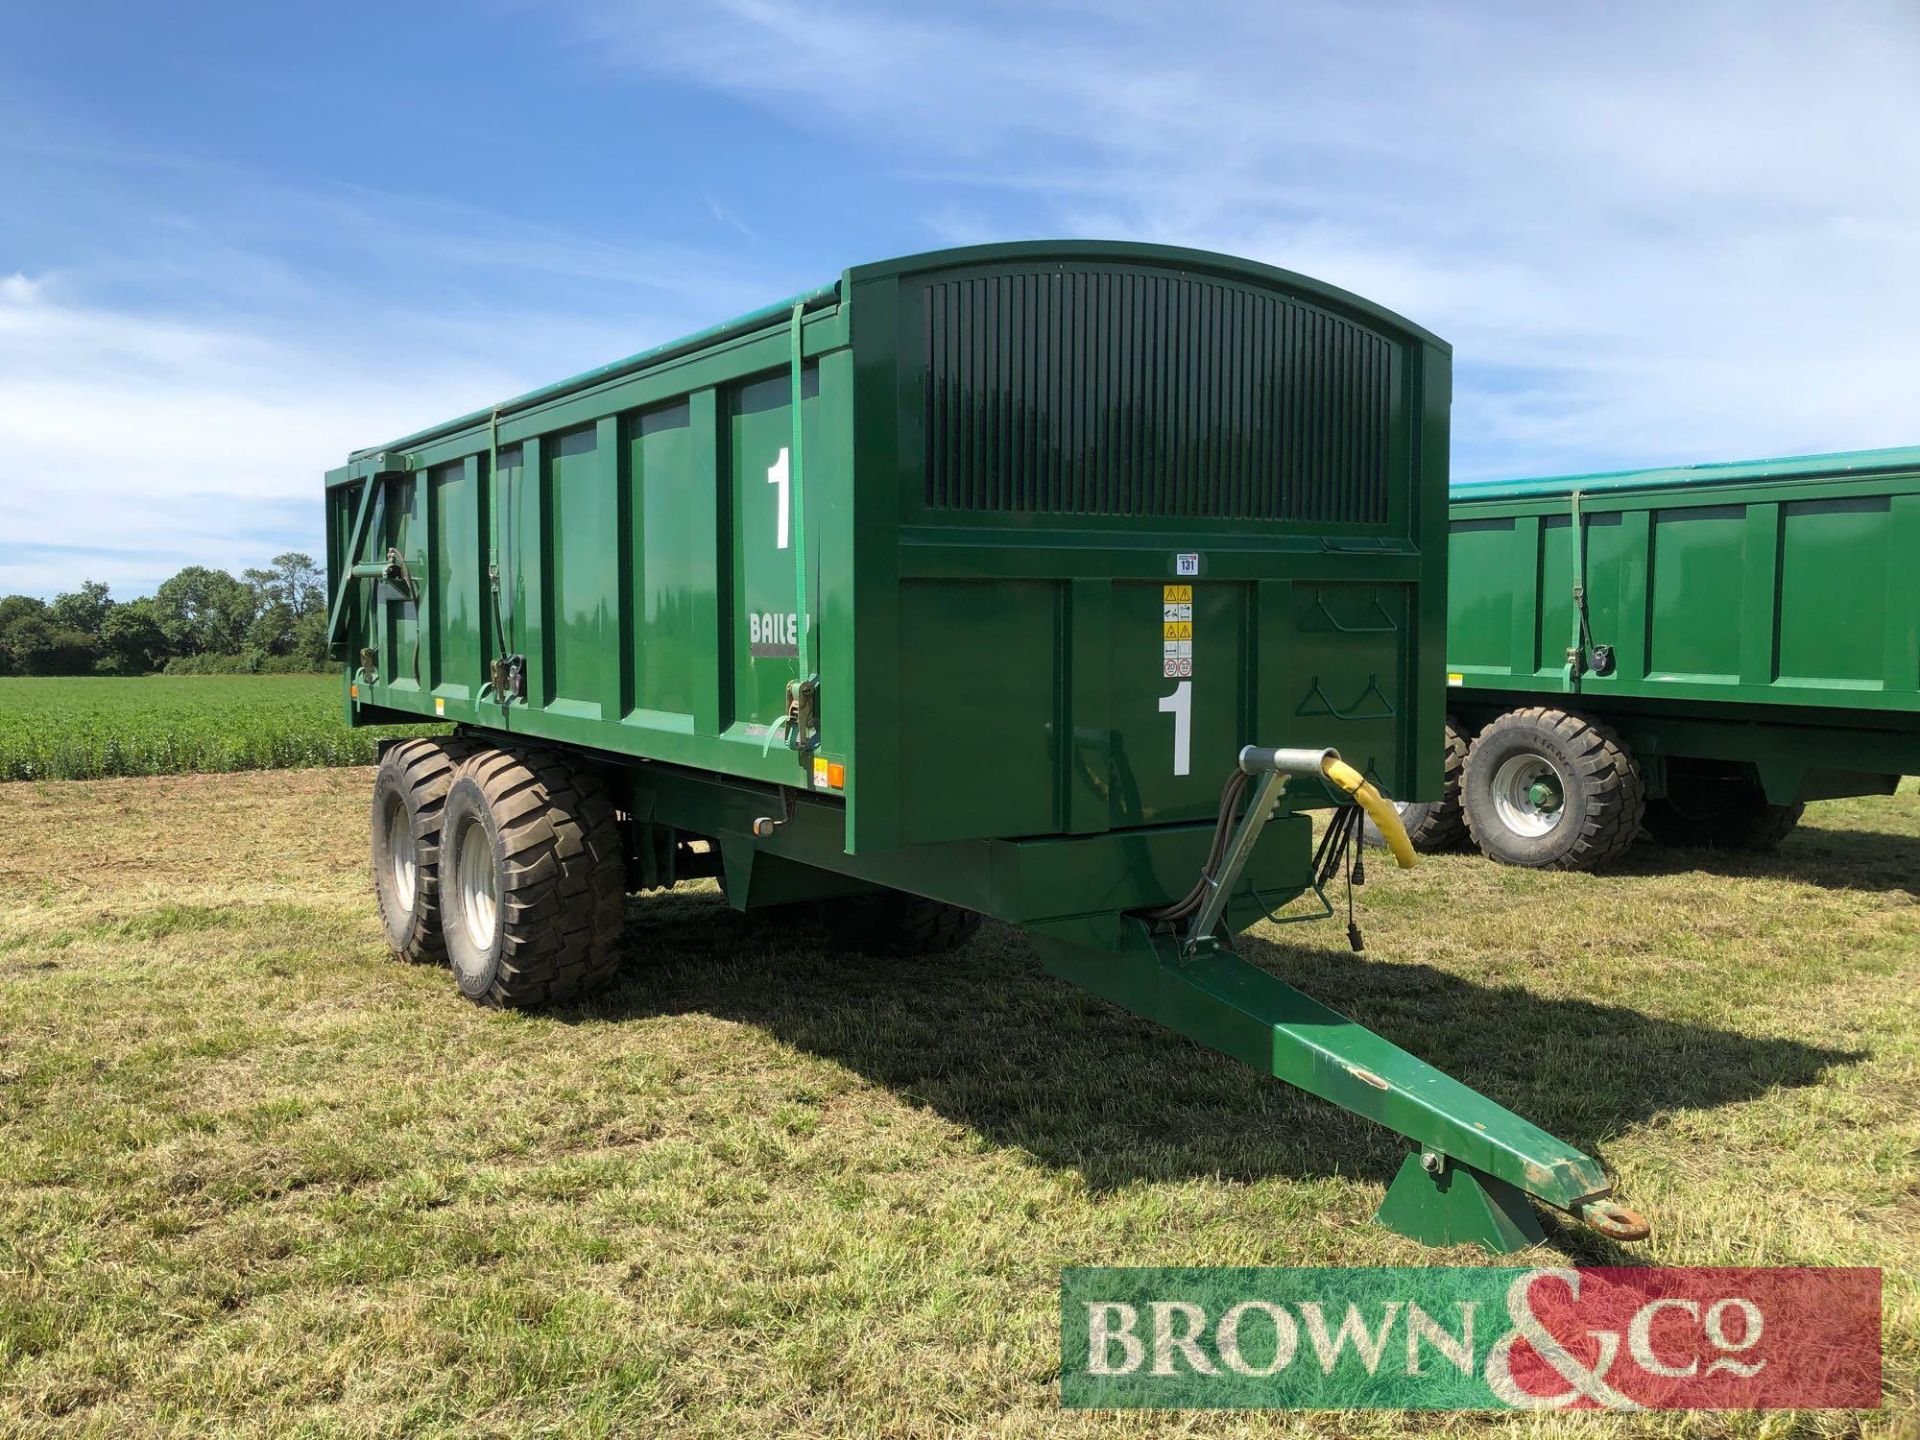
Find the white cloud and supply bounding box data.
[0,161,782,597]
[0,276,502,594]
[7,0,1917,602]
[562,0,1920,477]
[0,258,725,596]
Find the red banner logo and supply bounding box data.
[1486,1267,1880,1410]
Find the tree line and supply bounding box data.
[0,554,332,677]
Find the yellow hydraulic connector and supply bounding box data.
[1178,746,1418,948]
[1321,756,1417,870]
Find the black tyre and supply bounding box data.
[370,737,473,964]
[1364,716,1468,852]
[1461,708,1644,870]
[818,890,982,957]
[438,746,626,1007]
[1645,769,1804,852]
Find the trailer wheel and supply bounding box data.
[370,737,473,964]
[438,746,626,1007]
[1364,716,1468,852]
[818,890,982,957]
[1645,771,1804,852]
[1461,708,1644,870]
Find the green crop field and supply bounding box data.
[0,768,1913,1437]
[0,676,440,782]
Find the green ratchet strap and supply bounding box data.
[487,409,511,660]
[1567,489,1585,689]
[789,302,812,683]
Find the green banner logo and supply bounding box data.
[1061,1266,1881,1410]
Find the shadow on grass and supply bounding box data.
[583,891,1861,1220]
[1386,826,1919,895]
[1614,826,1920,896]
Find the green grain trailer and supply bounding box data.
[1397,447,1920,869]
[324,241,1646,1251]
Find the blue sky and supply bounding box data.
[4,0,1918,597]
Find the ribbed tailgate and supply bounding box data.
[863,249,1446,849]
[920,266,1394,527]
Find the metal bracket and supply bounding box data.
[325,476,386,658]
[1376,1150,1547,1252]
[1185,746,1337,951]
[752,785,796,838]
[1295,674,1397,721]
[786,674,820,753]
[1302,587,1400,634]
[380,548,418,598]
[488,654,525,704]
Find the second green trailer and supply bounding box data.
[1407,447,1920,868]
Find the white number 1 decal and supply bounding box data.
[1158,680,1192,776]
[766,447,791,550]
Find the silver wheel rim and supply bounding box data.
[455,818,499,968]
[384,796,418,914]
[1491,752,1566,838]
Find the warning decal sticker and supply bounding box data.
[1162,585,1195,677]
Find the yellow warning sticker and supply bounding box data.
[434,696,446,715]
[1161,586,1196,677]
[1447,673,1465,686]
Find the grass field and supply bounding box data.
[0,769,1913,1437]
[0,675,440,782]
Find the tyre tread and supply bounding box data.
[371,736,476,964]
[1462,707,1644,871]
[1381,717,1470,851]
[449,745,626,1008]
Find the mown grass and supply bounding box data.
[0,770,1913,1437]
[0,675,440,781]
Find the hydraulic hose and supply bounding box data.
[1321,757,1416,870]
